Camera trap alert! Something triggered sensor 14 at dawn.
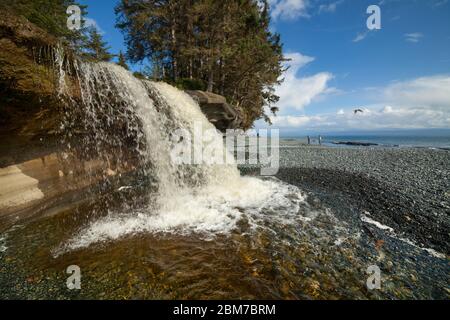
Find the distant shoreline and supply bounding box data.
[279,136,450,151]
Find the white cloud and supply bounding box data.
[318,0,344,13]
[271,106,450,130]
[269,75,450,130]
[384,75,450,109]
[404,33,423,43]
[353,31,369,43]
[272,115,318,127]
[382,105,393,113]
[275,52,334,111]
[433,0,449,8]
[269,0,345,20]
[270,0,310,20]
[84,18,105,35]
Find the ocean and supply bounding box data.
[282,134,450,149]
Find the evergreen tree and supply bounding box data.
[0,0,89,51]
[117,51,129,70]
[115,0,284,128]
[83,27,114,62]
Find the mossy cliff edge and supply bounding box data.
[0,13,129,227]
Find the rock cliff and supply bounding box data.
[0,13,244,226]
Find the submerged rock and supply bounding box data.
[332,141,379,147]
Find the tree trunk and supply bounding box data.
[207,68,214,92]
[189,58,193,79]
[219,58,225,95]
[171,24,178,81]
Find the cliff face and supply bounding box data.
[0,12,58,133]
[0,11,57,91]
[0,11,62,170]
[0,13,133,227]
[0,13,244,226]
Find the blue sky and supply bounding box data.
[80,0,450,134]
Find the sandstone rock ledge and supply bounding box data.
[186,90,243,132]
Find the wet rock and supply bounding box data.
[186,90,243,131]
[264,146,450,255]
[0,12,61,139]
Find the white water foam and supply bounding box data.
[361,213,394,232]
[361,212,446,259]
[57,177,306,253]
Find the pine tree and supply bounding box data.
[115,0,284,128]
[0,0,89,51]
[117,51,129,70]
[83,27,114,62]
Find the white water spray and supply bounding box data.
[55,59,307,252]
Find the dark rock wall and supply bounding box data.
[0,13,132,225]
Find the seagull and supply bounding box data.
[354,108,364,114]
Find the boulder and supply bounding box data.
[186,90,243,132]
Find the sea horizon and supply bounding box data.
[279,129,450,149]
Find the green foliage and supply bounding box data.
[1,0,117,63]
[132,72,146,80]
[0,0,88,50]
[117,51,129,70]
[174,78,206,91]
[82,27,114,62]
[116,0,285,128]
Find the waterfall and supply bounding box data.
[53,56,305,253]
[59,60,241,198]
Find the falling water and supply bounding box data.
[50,53,308,252]
[1,48,447,300]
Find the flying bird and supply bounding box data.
[354,108,364,114]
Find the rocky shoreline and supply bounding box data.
[1,144,449,300]
[242,144,450,255]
